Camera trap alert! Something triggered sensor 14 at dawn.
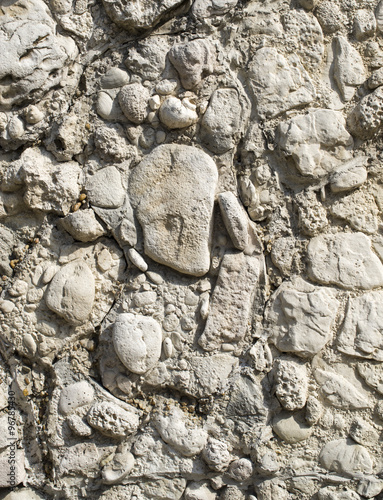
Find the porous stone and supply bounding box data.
[348,87,383,139]
[274,359,308,411]
[4,147,81,215]
[87,401,140,438]
[202,438,232,472]
[101,0,185,31]
[118,83,149,124]
[129,144,218,276]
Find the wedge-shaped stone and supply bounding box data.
[333,36,366,101]
[218,192,249,251]
[45,260,95,325]
[307,232,383,290]
[198,252,262,351]
[113,313,162,375]
[129,144,218,276]
[314,368,370,409]
[338,292,383,361]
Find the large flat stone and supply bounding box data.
[129,144,218,276]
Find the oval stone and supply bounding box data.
[45,260,95,325]
[113,313,162,374]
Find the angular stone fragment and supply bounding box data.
[307,232,383,290]
[283,10,324,70]
[129,144,218,276]
[58,443,99,475]
[86,166,125,209]
[314,368,370,409]
[169,39,214,90]
[60,209,105,242]
[319,439,373,476]
[154,406,208,457]
[198,252,262,351]
[45,260,95,325]
[357,362,383,395]
[218,192,249,250]
[277,110,352,180]
[274,359,308,411]
[329,191,379,235]
[248,47,315,120]
[101,0,185,31]
[184,482,216,500]
[337,292,383,361]
[333,36,366,101]
[87,401,140,438]
[0,0,78,110]
[113,313,162,375]
[201,88,246,154]
[377,0,383,33]
[267,279,339,358]
[318,486,363,500]
[5,148,81,215]
[118,83,149,124]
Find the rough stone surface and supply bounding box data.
[267,278,340,357]
[129,144,218,276]
[45,260,95,325]
[2,1,383,498]
[307,232,383,290]
[113,313,162,374]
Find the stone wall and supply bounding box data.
[1,0,383,499]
